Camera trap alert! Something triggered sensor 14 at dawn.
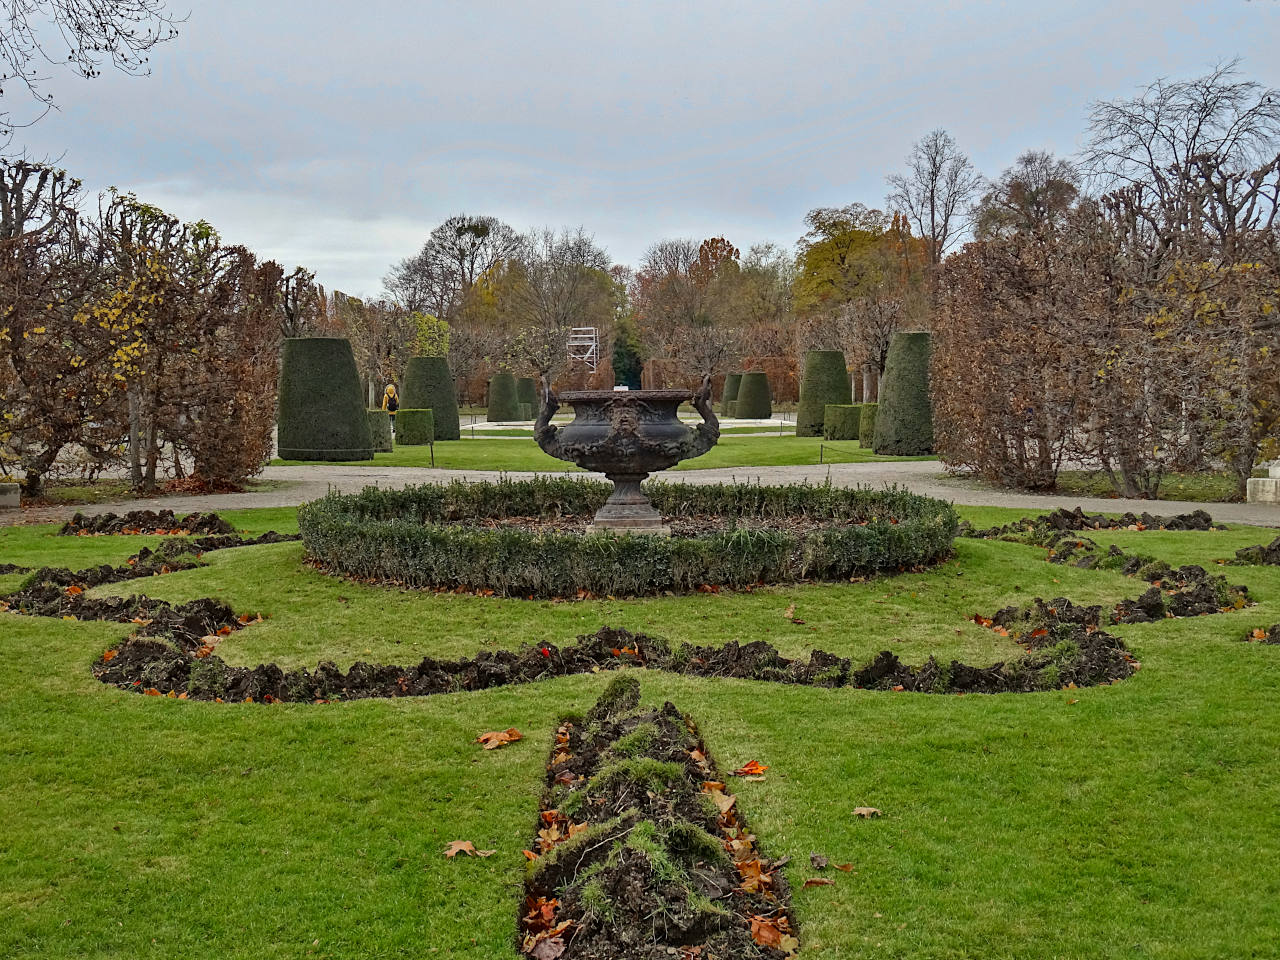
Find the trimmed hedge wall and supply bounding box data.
[721,373,742,415]
[823,404,862,441]
[859,402,878,444]
[298,477,958,599]
[277,337,374,461]
[396,408,434,445]
[487,373,521,422]
[401,356,460,441]
[735,371,772,419]
[520,402,533,421]
[367,410,393,452]
[874,332,933,455]
[796,350,852,437]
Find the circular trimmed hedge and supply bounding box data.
[298,478,958,598]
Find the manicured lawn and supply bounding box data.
[3,505,1279,958]
[274,435,932,471]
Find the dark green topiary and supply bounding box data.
[823,404,862,441]
[397,408,435,445]
[516,377,538,411]
[725,400,737,418]
[859,403,878,446]
[519,402,533,421]
[720,373,742,415]
[796,350,852,437]
[735,371,772,419]
[277,338,374,461]
[487,373,521,422]
[874,332,933,455]
[401,356,460,441]
[367,410,393,452]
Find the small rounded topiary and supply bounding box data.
[516,376,538,412]
[367,409,393,452]
[487,373,521,422]
[796,350,852,437]
[859,402,879,447]
[277,337,374,461]
[721,373,742,415]
[401,356,460,441]
[823,404,862,441]
[397,408,435,445]
[874,332,933,455]
[735,371,772,419]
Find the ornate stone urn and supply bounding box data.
[535,379,720,534]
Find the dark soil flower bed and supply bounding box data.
[90,618,1137,704]
[1235,536,1280,565]
[520,676,799,958]
[60,509,235,536]
[960,506,1218,540]
[298,478,959,599]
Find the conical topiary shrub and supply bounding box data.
[859,402,878,445]
[277,337,373,461]
[367,410,393,452]
[516,376,538,413]
[796,350,852,437]
[401,356,460,441]
[487,373,521,422]
[873,332,933,455]
[735,371,772,419]
[720,373,742,415]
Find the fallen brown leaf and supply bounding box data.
[853,807,882,818]
[803,877,835,888]
[477,727,523,750]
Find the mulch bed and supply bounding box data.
[1235,536,1280,565]
[520,676,798,958]
[59,509,235,536]
[960,506,1219,540]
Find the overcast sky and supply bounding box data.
[12,0,1280,296]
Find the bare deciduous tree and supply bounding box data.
[886,129,983,264]
[0,0,181,147]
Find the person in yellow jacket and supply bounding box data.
[381,384,399,434]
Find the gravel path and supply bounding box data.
[5,460,1279,528]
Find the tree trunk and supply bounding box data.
[128,384,143,490]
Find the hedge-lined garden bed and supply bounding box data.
[297,477,958,598]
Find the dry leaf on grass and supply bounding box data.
[853,806,882,818]
[476,727,523,750]
[730,760,769,777]
[443,840,496,858]
[803,877,835,888]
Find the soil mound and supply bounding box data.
[60,509,234,536]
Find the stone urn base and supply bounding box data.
[586,472,670,536]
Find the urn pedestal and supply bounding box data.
[535,387,720,535]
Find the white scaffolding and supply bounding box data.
[567,326,600,372]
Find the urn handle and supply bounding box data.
[689,373,720,455]
[535,377,564,458]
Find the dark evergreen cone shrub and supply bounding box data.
[721,372,742,414]
[277,337,374,461]
[859,402,879,444]
[401,356,460,440]
[796,350,852,437]
[874,332,934,455]
[487,373,521,422]
[735,371,772,419]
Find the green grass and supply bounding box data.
[275,435,931,471]
[3,505,1280,958]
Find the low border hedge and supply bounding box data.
[397,408,434,445]
[823,404,862,441]
[298,477,958,598]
